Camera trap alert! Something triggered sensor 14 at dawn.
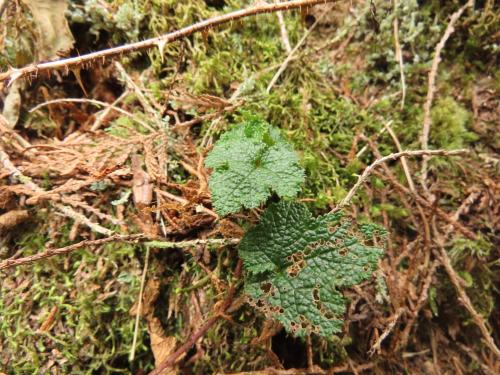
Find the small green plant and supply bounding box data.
[205,117,305,216]
[206,117,385,339]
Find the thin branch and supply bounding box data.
[373,169,476,240]
[369,307,405,356]
[130,245,151,362]
[114,61,157,117]
[0,114,32,149]
[90,90,129,131]
[171,104,239,131]
[275,0,292,54]
[392,0,406,110]
[333,149,468,211]
[0,236,239,271]
[383,121,416,192]
[53,203,114,235]
[145,238,240,249]
[0,0,8,20]
[436,237,500,359]
[1,0,336,84]
[0,234,145,271]
[155,188,219,218]
[457,343,498,375]
[420,0,473,191]
[356,126,387,159]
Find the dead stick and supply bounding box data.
[0,236,239,271]
[1,0,336,84]
[436,239,500,358]
[0,234,145,271]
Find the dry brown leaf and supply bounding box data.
[1,80,23,128]
[129,278,180,374]
[129,279,160,317]
[21,0,74,60]
[130,154,157,235]
[149,317,178,375]
[132,155,153,207]
[0,209,29,233]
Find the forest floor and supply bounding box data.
[0,0,499,374]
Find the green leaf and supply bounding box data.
[239,201,385,338]
[205,118,305,216]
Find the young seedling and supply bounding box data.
[206,117,385,338]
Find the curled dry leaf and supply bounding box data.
[149,318,179,375]
[1,80,23,128]
[0,209,29,233]
[129,279,180,374]
[21,0,74,60]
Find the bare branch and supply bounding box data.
[29,98,155,132]
[275,0,292,54]
[369,307,405,356]
[129,246,151,362]
[436,237,500,359]
[334,149,468,211]
[1,0,336,84]
[420,0,473,191]
[0,234,145,271]
[145,238,240,249]
[0,236,239,271]
[383,121,416,192]
[392,0,406,110]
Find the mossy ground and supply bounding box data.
[1,0,498,373]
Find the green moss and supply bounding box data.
[0,227,149,374]
[429,97,477,149]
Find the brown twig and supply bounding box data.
[0,236,240,271]
[375,170,476,240]
[145,238,240,249]
[383,121,416,192]
[129,245,151,362]
[398,260,439,350]
[333,149,468,211]
[392,0,406,110]
[457,343,498,375]
[435,235,500,359]
[0,234,145,271]
[148,259,243,375]
[172,104,239,130]
[1,0,336,84]
[277,9,292,53]
[420,0,473,191]
[369,307,405,356]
